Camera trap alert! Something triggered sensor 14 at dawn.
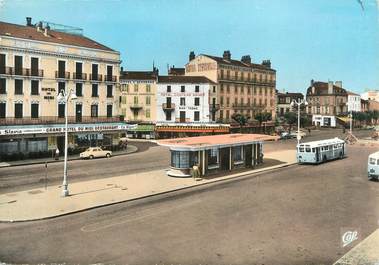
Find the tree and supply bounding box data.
[254,112,272,134]
[232,113,251,133]
[283,112,297,132]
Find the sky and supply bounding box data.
[0,0,378,94]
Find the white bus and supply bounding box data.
[297,138,346,164]
[368,151,379,180]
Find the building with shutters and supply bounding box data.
[0,18,127,159]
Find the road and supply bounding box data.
[0,143,378,264]
[0,128,371,194]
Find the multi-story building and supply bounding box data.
[361,90,379,102]
[0,18,125,158]
[276,91,304,116]
[155,75,229,138]
[185,50,277,122]
[347,91,361,112]
[306,80,348,127]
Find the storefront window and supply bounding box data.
[208,148,219,168]
[233,146,243,163]
[171,151,190,168]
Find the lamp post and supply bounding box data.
[291,98,308,146]
[57,89,77,197]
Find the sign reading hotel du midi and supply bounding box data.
[0,124,132,136]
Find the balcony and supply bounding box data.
[55,71,70,79]
[0,66,14,75]
[162,103,175,111]
[73,72,87,80]
[30,69,44,77]
[129,104,143,110]
[105,75,117,82]
[90,74,103,82]
[209,104,220,112]
[0,116,123,126]
[13,68,32,76]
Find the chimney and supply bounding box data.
[328,81,334,94]
[223,50,231,60]
[189,51,195,62]
[241,55,251,64]
[262,60,271,68]
[44,27,49,37]
[310,79,314,86]
[120,66,124,72]
[311,85,315,94]
[36,21,43,32]
[26,17,32,26]
[335,81,342,88]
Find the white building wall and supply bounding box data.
[347,95,361,112]
[156,83,211,123]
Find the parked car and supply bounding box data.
[289,130,307,138]
[280,132,295,140]
[80,147,112,159]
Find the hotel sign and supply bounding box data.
[0,124,134,136]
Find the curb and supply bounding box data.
[1,161,297,223]
[0,145,139,168]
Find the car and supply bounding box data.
[280,132,295,140]
[80,147,112,159]
[289,130,307,138]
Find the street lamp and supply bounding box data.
[290,98,308,145]
[57,89,77,197]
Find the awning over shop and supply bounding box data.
[337,116,351,124]
[127,124,155,132]
[155,123,230,133]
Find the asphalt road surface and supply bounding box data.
[0,143,378,265]
[0,128,371,194]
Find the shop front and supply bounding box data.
[158,133,277,177]
[155,123,230,139]
[0,123,132,161]
[126,124,155,139]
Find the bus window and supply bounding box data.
[369,158,376,165]
[334,144,338,149]
[312,148,316,152]
[305,146,311,152]
[299,147,304,152]
[324,146,329,151]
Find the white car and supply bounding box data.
[80,147,112,159]
[368,151,379,180]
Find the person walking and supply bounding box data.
[55,148,60,160]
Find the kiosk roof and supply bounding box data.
[158,134,278,151]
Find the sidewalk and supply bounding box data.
[0,145,138,168]
[0,150,296,222]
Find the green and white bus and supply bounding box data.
[297,138,346,164]
[368,151,379,180]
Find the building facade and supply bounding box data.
[0,18,124,159]
[276,91,304,116]
[361,90,379,102]
[347,91,361,112]
[185,51,277,123]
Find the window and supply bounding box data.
[75,62,83,79]
[91,104,98,117]
[92,64,98,79]
[92,84,98,97]
[180,97,186,106]
[146,109,151,118]
[58,60,66,78]
[58,103,65,118]
[31,103,39,118]
[146,84,151,93]
[14,103,23,118]
[107,85,113,97]
[299,146,304,152]
[171,151,190,169]
[76,83,83,97]
[167,85,171,92]
[31,80,39,95]
[195,85,200,92]
[134,84,138,92]
[226,110,230,119]
[14,55,23,75]
[194,111,200,121]
[107,104,112,117]
[208,148,219,168]
[226,97,230,107]
[166,111,171,121]
[0,102,5,118]
[0,78,5,94]
[15,79,23,94]
[146,96,151,105]
[180,111,186,122]
[0,53,5,74]
[369,158,376,165]
[213,86,216,93]
[194,97,200,106]
[227,85,230,93]
[106,65,113,81]
[134,96,138,104]
[181,85,185,92]
[233,146,243,163]
[220,97,224,106]
[305,146,311,152]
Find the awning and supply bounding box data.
[337,116,351,123]
[127,124,155,132]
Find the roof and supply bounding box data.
[307,81,347,96]
[0,21,115,52]
[168,67,185,75]
[347,91,360,96]
[298,137,345,148]
[369,151,379,160]
[202,54,275,71]
[158,75,216,84]
[277,92,304,98]
[120,71,157,80]
[158,133,278,151]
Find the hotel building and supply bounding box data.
[0,18,125,159]
[185,51,277,123]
